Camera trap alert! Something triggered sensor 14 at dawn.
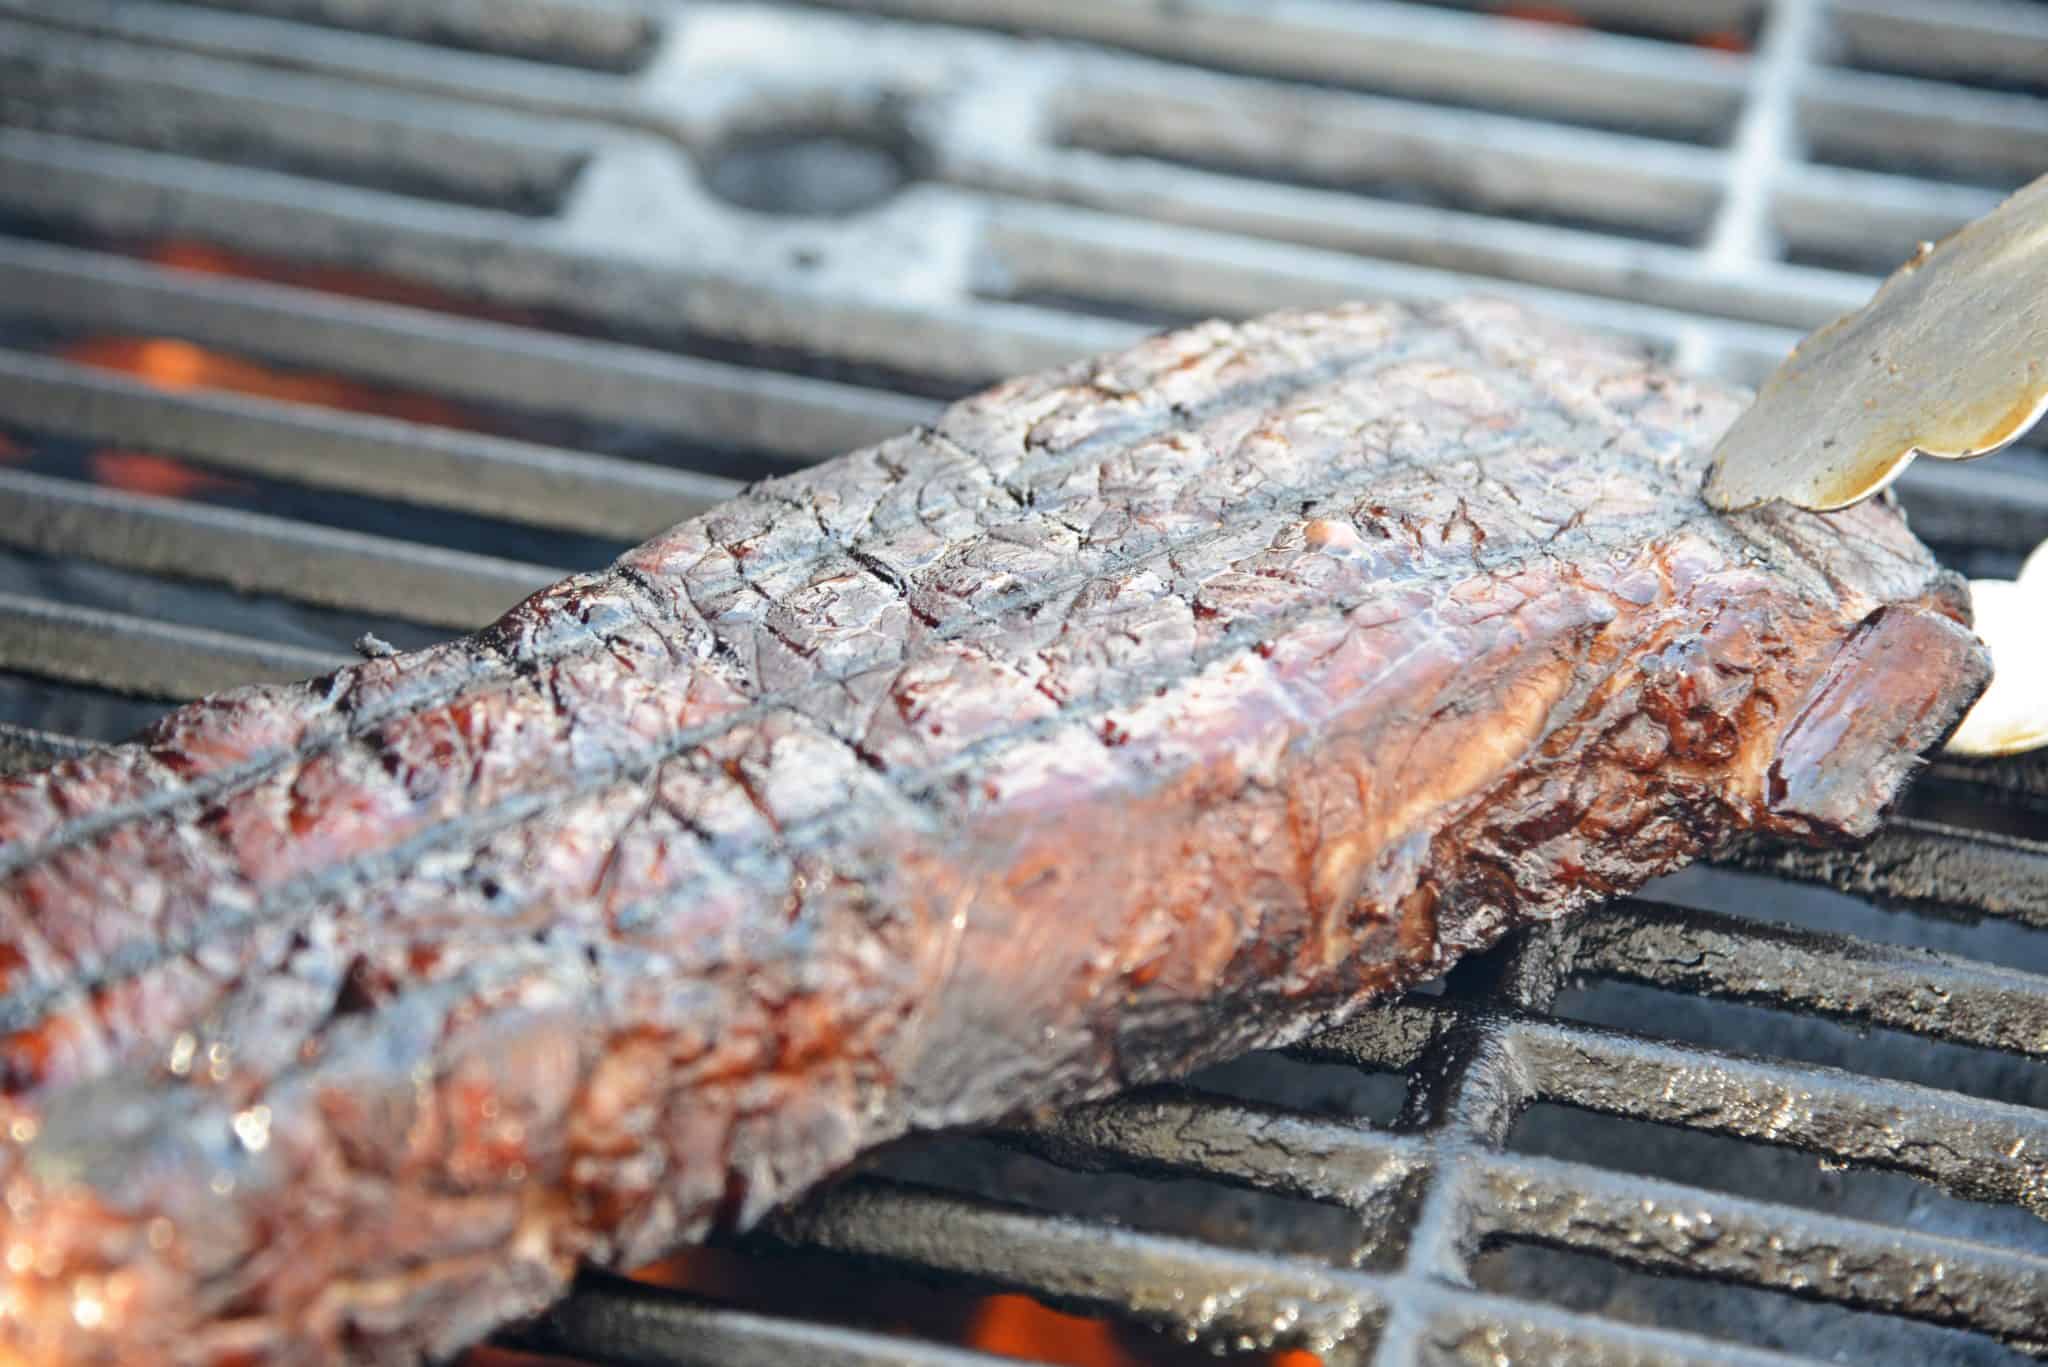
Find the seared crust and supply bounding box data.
[0,300,1988,1364]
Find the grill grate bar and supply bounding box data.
[1387,1298,1819,1367]
[0,17,593,217]
[1048,67,1732,234]
[1023,1095,1429,1220]
[0,591,351,697]
[1364,996,1515,1365]
[1925,752,2048,809]
[805,0,1749,136]
[1767,162,2003,272]
[771,1177,1840,1367]
[4,0,2038,414]
[981,205,1806,373]
[0,467,561,630]
[1470,1152,2048,1351]
[1508,1012,2048,1216]
[0,238,938,462]
[1571,899,2048,1059]
[0,1,657,162]
[1024,1088,2048,1350]
[125,0,662,72]
[1727,818,2048,930]
[0,350,736,539]
[1023,945,2048,1357]
[1801,68,2048,187]
[1832,0,2048,88]
[771,1180,1383,1356]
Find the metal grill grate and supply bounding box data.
[0,2,2045,1363]
[498,882,2048,1365]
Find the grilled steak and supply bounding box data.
[0,300,1989,1365]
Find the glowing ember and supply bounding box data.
[628,1247,756,1301]
[612,1247,1323,1366]
[457,1350,584,1367]
[86,450,245,500]
[966,1294,1321,1366]
[1490,3,1750,51]
[144,241,543,326]
[969,1294,1134,1365]
[58,336,493,432]
[1492,3,1589,28]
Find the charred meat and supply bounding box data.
[0,301,1990,1364]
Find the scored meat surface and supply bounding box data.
[0,300,1990,1364]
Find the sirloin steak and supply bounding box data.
[0,300,1990,1364]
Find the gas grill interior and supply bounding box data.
[2,2,2047,1364]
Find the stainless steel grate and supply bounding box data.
[0,1,2045,1363]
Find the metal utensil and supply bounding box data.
[1703,173,2048,513]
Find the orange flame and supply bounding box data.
[629,1247,758,1301]
[1492,3,1589,27]
[970,1294,1133,1364]
[58,336,493,431]
[623,1248,1320,1366]
[1492,2,1750,50]
[87,449,246,500]
[457,1350,584,1367]
[144,241,544,325]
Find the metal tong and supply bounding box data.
[1703,172,2048,758]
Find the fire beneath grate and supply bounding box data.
[0,0,2046,1363]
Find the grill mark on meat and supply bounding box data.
[0,492,1709,1039]
[0,574,1864,1034]
[0,330,1401,881]
[0,300,1993,1366]
[0,511,1902,1036]
[0,333,1641,897]
[548,543,1662,925]
[0,356,1633,920]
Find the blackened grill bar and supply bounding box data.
[1,2,2046,1365]
[1730,818,2048,930]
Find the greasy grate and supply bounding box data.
[499,883,2048,1366]
[0,1,2044,1363]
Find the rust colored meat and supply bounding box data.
[0,301,1990,1364]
